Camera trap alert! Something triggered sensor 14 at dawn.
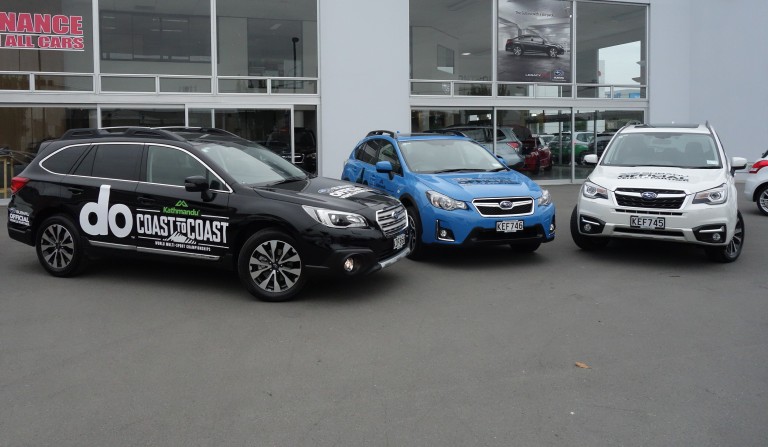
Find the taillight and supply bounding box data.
[749,160,768,174]
[10,177,29,194]
[506,142,520,149]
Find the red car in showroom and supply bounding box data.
[519,134,553,174]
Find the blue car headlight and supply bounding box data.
[538,189,552,206]
[426,191,467,211]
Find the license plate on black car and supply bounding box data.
[630,215,665,229]
[393,233,406,250]
[496,220,524,232]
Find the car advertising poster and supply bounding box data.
[498,0,571,83]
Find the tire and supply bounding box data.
[756,184,768,216]
[548,47,558,58]
[705,211,745,263]
[406,206,424,260]
[543,159,553,171]
[511,45,523,56]
[570,207,609,250]
[36,215,85,277]
[511,241,541,253]
[237,229,307,301]
[532,159,541,175]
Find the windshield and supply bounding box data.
[399,139,507,173]
[601,132,722,168]
[192,141,308,185]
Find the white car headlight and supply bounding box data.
[302,205,368,228]
[693,184,728,205]
[582,181,609,200]
[426,191,467,211]
[538,189,552,206]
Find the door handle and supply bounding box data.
[138,196,156,205]
[67,187,83,195]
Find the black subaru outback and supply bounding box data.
[6,127,409,301]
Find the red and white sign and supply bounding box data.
[0,11,85,51]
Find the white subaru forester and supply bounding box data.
[571,123,748,262]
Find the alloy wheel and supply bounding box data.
[39,224,75,270]
[248,239,302,294]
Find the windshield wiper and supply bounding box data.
[432,168,487,174]
[264,176,307,186]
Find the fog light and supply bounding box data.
[343,257,356,272]
[583,223,592,232]
[439,229,448,238]
[712,233,721,242]
[550,223,555,232]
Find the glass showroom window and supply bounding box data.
[0,1,94,90]
[99,0,211,78]
[410,0,492,96]
[497,109,571,181]
[0,107,95,187]
[216,0,318,94]
[573,109,644,178]
[575,2,647,98]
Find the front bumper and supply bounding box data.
[302,225,411,276]
[576,196,736,246]
[418,203,556,247]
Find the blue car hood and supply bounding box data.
[416,170,542,200]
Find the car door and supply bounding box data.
[63,142,142,251]
[343,140,378,185]
[134,143,233,260]
[367,140,406,197]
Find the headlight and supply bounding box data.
[426,191,467,211]
[693,184,728,205]
[582,181,609,200]
[302,205,368,228]
[538,189,552,206]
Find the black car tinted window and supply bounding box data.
[146,145,210,187]
[40,145,89,174]
[90,144,142,181]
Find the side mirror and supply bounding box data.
[375,161,393,173]
[184,175,210,192]
[731,156,748,174]
[583,154,599,165]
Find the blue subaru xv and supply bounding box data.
[342,130,556,258]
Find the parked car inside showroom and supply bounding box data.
[549,131,595,165]
[6,127,409,302]
[439,125,525,170]
[743,150,768,215]
[341,130,555,258]
[505,35,565,57]
[571,123,748,262]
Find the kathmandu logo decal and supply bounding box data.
[163,200,200,216]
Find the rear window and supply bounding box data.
[40,145,89,174]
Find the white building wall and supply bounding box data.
[649,0,768,163]
[318,0,411,178]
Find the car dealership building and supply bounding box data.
[1,0,766,196]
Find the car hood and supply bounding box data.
[252,176,400,211]
[416,170,542,200]
[589,165,728,194]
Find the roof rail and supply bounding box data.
[155,126,241,137]
[420,130,467,137]
[59,127,187,142]
[366,130,396,138]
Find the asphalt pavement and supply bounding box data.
[1,184,767,446]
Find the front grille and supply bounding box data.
[472,197,534,217]
[615,228,685,237]
[615,188,686,209]
[615,209,683,216]
[376,204,407,237]
[468,225,544,243]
